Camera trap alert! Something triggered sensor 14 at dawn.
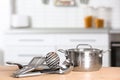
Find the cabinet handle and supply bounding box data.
[19,39,44,42]
[112,43,120,47]
[70,39,96,42]
[18,54,40,57]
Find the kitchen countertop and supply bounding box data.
[5,28,109,34]
[5,28,120,34]
[0,66,120,80]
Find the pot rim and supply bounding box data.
[68,48,102,51]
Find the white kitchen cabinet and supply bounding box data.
[55,34,110,67]
[4,46,55,65]
[55,34,109,47]
[3,34,55,65]
[3,33,110,67]
[4,34,55,46]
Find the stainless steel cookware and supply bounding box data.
[10,52,72,78]
[58,44,109,72]
[14,56,46,75]
[7,52,60,71]
[14,61,73,78]
[14,52,60,75]
[8,52,60,75]
[14,65,73,78]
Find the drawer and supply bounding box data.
[4,34,55,46]
[4,46,55,64]
[55,34,109,46]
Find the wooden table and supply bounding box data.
[0,66,120,80]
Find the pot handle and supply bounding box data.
[76,44,92,49]
[58,49,69,60]
[101,49,111,54]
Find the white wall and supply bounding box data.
[0,0,119,30]
[0,0,10,47]
[15,0,85,28]
[89,0,112,7]
[11,0,120,29]
[0,0,10,31]
[0,0,11,65]
[90,0,120,29]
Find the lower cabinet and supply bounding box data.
[4,46,55,65]
[3,33,110,66]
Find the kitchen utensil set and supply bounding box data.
[14,56,46,75]
[7,52,72,78]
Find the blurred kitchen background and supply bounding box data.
[0,0,120,67]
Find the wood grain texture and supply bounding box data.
[0,66,120,80]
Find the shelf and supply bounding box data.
[5,28,109,34]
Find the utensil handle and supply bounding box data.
[14,72,42,78]
[6,62,24,69]
[76,44,92,49]
[102,49,111,54]
[58,49,69,59]
[58,49,66,53]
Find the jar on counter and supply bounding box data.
[94,7,112,28]
[84,6,95,28]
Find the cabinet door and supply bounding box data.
[4,34,55,65]
[4,34,55,46]
[4,46,55,65]
[55,34,109,47]
[55,34,110,67]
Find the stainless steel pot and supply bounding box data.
[58,44,109,72]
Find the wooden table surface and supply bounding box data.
[0,66,120,80]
